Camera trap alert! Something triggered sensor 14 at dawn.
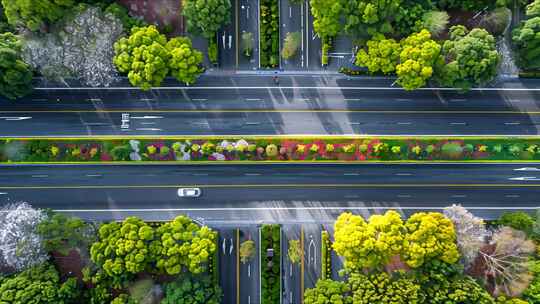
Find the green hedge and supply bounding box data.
[260,0,279,68]
[260,224,281,304]
[4,137,540,163]
[321,230,332,280]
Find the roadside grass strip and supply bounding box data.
[2,136,540,163]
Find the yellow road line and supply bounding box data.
[3,160,540,165]
[300,226,304,304]
[2,109,540,114]
[1,184,539,190]
[2,135,540,140]
[236,228,240,304]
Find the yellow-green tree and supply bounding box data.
[333,211,406,271]
[355,34,401,75]
[155,215,217,275]
[166,37,204,85]
[113,25,170,90]
[403,212,460,268]
[396,29,442,90]
[90,217,161,281]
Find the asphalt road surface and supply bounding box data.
[2,76,540,136]
[0,163,538,222]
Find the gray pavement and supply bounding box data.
[2,110,540,136]
[280,0,305,70]
[218,228,238,304]
[239,226,260,304]
[0,163,538,222]
[238,0,259,69]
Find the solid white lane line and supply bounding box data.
[34,86,540,92]
[49,206,540,212]
[395,98,412,102]
[31,98,47,102]
[244,173,261,176]
[85,174,102,177]
[514,167,540,171]
[140,122,156,125]
[505,194,521,198]
[31,175,48,178]
[504,122,521,125]
[192,98,208,102]
[343,173,359,176]
[245,98,262,101]
[344,98,361,101]
[135,128,163,131]
[397,122,412,125]
[450,98,467,102]
[397,194,412,198]
[131,116,164,119]
[193,173,209,176]
[244,122,261,125]
[450,122,467,125]
[451,195,467,198]
[395,173,413,176]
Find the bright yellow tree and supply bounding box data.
[333,211,406,271]
[403,212,460,268]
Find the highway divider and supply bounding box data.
[2,136,540,163]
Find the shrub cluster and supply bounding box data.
[260,0,279,68]
[261,224,281,304]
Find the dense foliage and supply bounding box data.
[309,0,342,41]
[1,0,74,31]
[113,25,203,89]
[37,212,95,254]
[260,0,279,67]
[513,16,540,70]
[349,272,421,304]
[355,34,400,75]
[342,0,402,37]
[403,212,460,268]
[90,217,161,282]
[113,25,170,90]
[261,224,280,304]
[333,211,405,271]
[161,275,222,304]
[304,279,350,304]
[166,37,204,85]
[155,215,217,275]
[0,263,79,303]
[396,29,442,91]
[437,26,499,90]
[0,32,32,99]
[182,0,231,39]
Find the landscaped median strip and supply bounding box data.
[2,136,540,163]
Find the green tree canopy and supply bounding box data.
[182,0,231,39]
[304,279,351,304]
[396,29,442,90]
[155,215,217,275]
[436,26,499,90]
[333,211,406,271]
[349,272,421,304]
[527,0,540,18]
[166,37,204,85]
[1,0,75,31]
[0,32,32,100]
[0,262,79,304]
[512,17,540,70]
[161,275,222,304]
[342,0,402,37]
[37,212,95,254]
[113,25,170,90]
[310,0,343,40]
[90,217,161,281]
[355,34,401,74]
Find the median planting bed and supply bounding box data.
[3,137,540,163]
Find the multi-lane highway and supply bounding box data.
[1,76,540,136]
[0,163,537,221]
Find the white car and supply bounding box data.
[177,188,201,197]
